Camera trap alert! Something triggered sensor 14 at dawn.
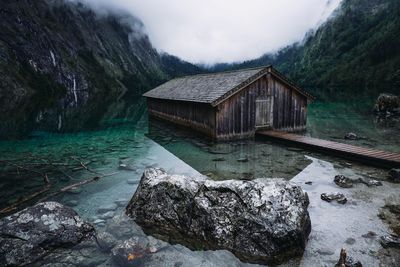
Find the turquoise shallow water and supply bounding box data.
[0,102,399,266]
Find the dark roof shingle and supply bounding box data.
[144,66,312,106]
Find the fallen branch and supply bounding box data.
[0,157,118,214]
[0,184,52,214]
[38,176,101,202]
[0,159,50,183]
[40,159,74,181]
[71,157,103,175]
[70,156,119,177]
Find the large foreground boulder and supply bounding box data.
[0,201,94,266]
[126,168,311,264]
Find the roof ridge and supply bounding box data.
[171,65,271,80]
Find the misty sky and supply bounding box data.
[75,0,343,64]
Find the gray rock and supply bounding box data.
[0,201,94,267]
[374,93,400,113]
[96,231,118,252]
[334,175,353,188]
[344,132,358,140]
[380,235,400,248]
[321,192,347,204]
[389,169,400,183]
[126,168,311,264]
[358,177,382,187]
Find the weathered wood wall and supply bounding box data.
[215,76,269,139]
[269,74,307,132]
[147,98,216,137]
[215,74,307,139]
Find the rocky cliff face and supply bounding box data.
[0,0,201,138]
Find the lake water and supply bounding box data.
[0,101,399,266]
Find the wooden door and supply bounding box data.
[255,96,273,128]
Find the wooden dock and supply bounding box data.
[257,130,400,168]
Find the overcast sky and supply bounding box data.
[75,0,342,64]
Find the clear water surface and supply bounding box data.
[0,101,399,266]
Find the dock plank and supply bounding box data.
[257,130,400,168]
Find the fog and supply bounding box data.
[69,0,343,64]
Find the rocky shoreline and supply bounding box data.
[2,164,400,266]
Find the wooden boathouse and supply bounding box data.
[144,66,314,140]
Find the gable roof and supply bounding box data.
[143,66,313,107]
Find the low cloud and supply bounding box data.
[69,0,343,64]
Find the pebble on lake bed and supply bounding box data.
[334,175,353,188]
[358,177,382,187]
[344,132,358,140]
[321,192,347,204]
[388,168,400,183]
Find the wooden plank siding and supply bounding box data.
[271,76,307,132]
[215,76,269,139]
[147,98,216,137]
[214,74,308,139]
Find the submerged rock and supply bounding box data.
[358,177,382,187]
[126,168,311,264]
[344,132,358,140]
[378,204,400,235]
[111,236,166,266]
[96,231,118,252]
[334,175,354,188]
[0,201,94,267]
[362,231,377,239]
[321,192,347,204]
[119,163,138,171]
[374,93,400,114]
[389,169,400,183]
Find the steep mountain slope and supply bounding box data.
[0,0,201,138]
[216,0,400,101]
